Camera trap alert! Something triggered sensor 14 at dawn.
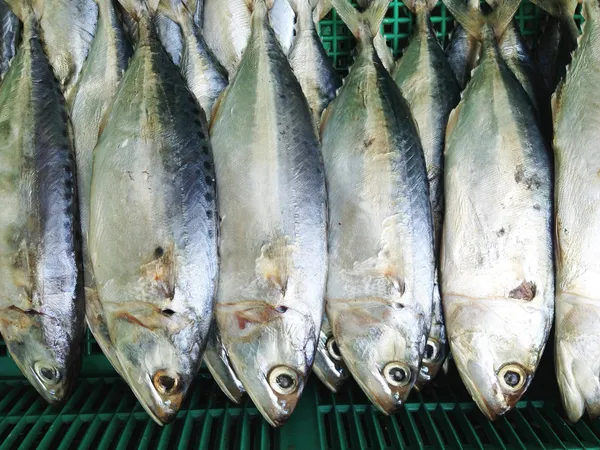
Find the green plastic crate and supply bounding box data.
[0,2,592,449]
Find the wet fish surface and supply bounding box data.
[393,0,460,390]
[553,0,600,424]
[322,0,434,414]
[442,0,554,420]
[0,0,20,80]
[89,0,218,425]
[445,22,480,88]
[0,0,83,404]
[210,0,327,427]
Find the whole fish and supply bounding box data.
[322,0,434,414]
[288,0,341,128]
[442,0,554,419]
[531,0,578,92]
[210,0,327,427]
[445,23,480,88]
[203,0,295,75]
[393,0,460,390]
[0,0,83,404]
[0,0,20,80]
[69,0,131,378]
[158,0,228,119]
[553,0,600,423]
[89,0,219,425]
[38,0,98,104]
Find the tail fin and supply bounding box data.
[118,0,160,21]
[442,0,519,39]
[287,0,319,28]
[329,0,390,39]
[247,0,275,10]
[314,0,332,21]
[158,0,191,23]
[404,0,437,14]
[5,0,43,21]
[528,0,577,17]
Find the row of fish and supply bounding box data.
[0,0,597,427]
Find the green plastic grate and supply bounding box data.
[0,2,594,449]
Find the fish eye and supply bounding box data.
[268,366,299,395]
[326,337,343,361]
[423,339,439,363]
[498,363,527,391]
[34,362,61,385]
[152,370,181,395]
[383,362,411,387]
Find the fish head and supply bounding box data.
[446,297,550,419]
[415,291,448,391]
[0,306,82,404]
[328,298,428,414]
[555,296,600,423]
[312,319,348,393]
[216,301,317,427]
[104,302,207,425]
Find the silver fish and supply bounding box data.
[210,0,327,427]
[393,0,460,390]
[0,0,83,404]
[531,0,579,92]
[553,0,600,424]
[323,0,434,414]
[70,0,131,379]
[0,0,20,80]
[89,0,219,425]
[271,0,295,55]
[158,0,228,119]
[38,0,98,104]
[442,0,554,420]
[313,315,348,392]
[445,22,480,88]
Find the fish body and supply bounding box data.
[553,0,600,424]
[0,1,83,404]
[90,0,218,425]
[39,0,98,103]
[0,0,20,79]
[210,0,327,427]
[442,0,554,419]
[70,0,131,378]
[393,0,460,389]
[445,23,480,88]
[271,0,295,55]
[323,0,434,414]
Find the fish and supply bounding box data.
[210,0,327,427]
[0,0,83,404]
[441,0,554,420]
[356,0,395,72]
[313,315,348,392]
[38,0,98,104]
[89,0,219,425]
[69,0,131,379]
[203,0,295,76]
[531,0,579,93]
[0,0,20,80]
[552,0,600,424]
[322,0,435,414]
[287,0,341,128]
[158,0,228,119]
[445,22,480,88]
[392,0,460,390]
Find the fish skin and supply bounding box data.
[90,1,218,425]
[445,23,480,88]
[288,0,341,129]
[393,2,460,390]
[210,0,327,427]
[270,0,295,55]
[312,314,348,392]
[70,0,131,379]
[0,0,20,80]
[553,0,600,424]
[442,0,554,420]
[323,0,434,414]
[38,0,98,104]
[0,3,83,405]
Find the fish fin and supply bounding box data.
[158,0,191,23]
[314,0,332,21]
[248,0,275,11]
[404,0,437,14]
[329,0,389,40]
[4,0,42,21]
[442,0,519,39]
[118,0,160,21]
[287,0,319,29]
[528,0,577,17]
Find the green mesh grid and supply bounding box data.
[0,2,593,449]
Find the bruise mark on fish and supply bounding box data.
[509,281,536,301]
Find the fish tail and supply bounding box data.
[248,0,275,11]
[442,0,518,39]
[118,0,160,21]
[404,0,437,14]
[4,0,43,21]
[329,0,390,40]
[158,0,191,24]
[287,0,320,29]
[529,0,578,17]
[314,0,332,21]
